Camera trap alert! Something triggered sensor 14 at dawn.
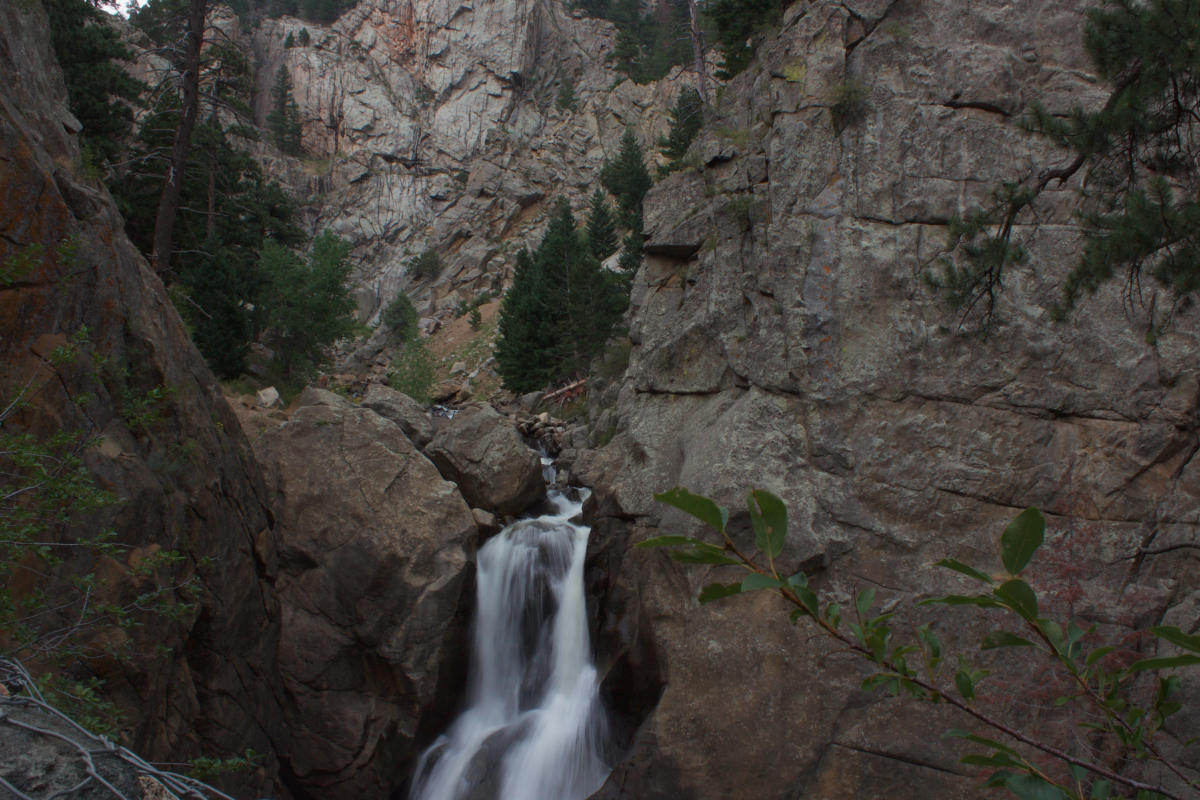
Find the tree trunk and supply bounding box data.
[151,0,207,275]
[686,0,709,105]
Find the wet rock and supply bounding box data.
[425,405,545,515]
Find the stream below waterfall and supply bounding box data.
[408,466,610,800]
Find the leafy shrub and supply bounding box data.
[829,79,870,130]
[382,291,419,342]
[557,81,578,112]
[387,341,435,404]
[408,248,441,281]
[645,488,1200,800]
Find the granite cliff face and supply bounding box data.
[249,0,695,323]
[578,0,1200,797]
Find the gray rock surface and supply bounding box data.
[579,0,1200,797]
[254,400,477,799]
[363,382,435,447]
[231,0,702,323]
[425,404,545,515]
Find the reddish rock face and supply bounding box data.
[0,4,285,795]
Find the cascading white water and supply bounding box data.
[409,478,609,800]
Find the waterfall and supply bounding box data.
[409,483,610,800]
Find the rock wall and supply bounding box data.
[0,2,285,795]
[251,389,480,798]
[247,0,698,322]
[579,0,1200,797]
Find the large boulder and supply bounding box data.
[424,404,545,516]
[363,382,435,447]
[255,396,478,799]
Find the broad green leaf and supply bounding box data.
[793,585,819,617]
[741,573,784,592]
[945,729,1020,756]
[1149,625,1200,653]
[638,535,707,549]
[961,752,1023,769]
[934,558,995,585]
[981,631,1036,650]
[1005,774,1068,800]
[994,579,1039,621]
[668,545,741,566]
[748,489,788,559]
[1089,780,1110,800]
[654,487,729,533]
[785,571,808,588]
[954,670,975,700]
[1000,507,1045,575]
[921,594,1002,609]
[917,624,942,665]
[856,587,876,619]
[1126,654,1200,672]
[698,582,743,604]
[1085,646,1116,667]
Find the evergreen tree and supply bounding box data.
[495,200,628,392]
[267,66,303,155]
[114,90,304,376]
[704,0,784,77]
[259,232,359,380]
[600,129,653,230]
[658,87,704,170]
[935,0,1200,333]
[586,188,620,260]
[584,0,692,83]
[298,27,311,46]
[45,0,145,169]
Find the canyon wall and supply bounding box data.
[0,2,285,794]
[579,0,1200,797]
[246,0,695,323]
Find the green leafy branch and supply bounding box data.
[643,488,1200,800]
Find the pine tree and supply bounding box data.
[113,90,304,377]
[600,129,653,230]
[267,66,303,156]
[44,0,145,169]
[495,199,628,392]
[935,0,1200,333]
[704,0,784,77]
[586,188,620,260]
[259,232,359,380]
[658,87,704,170]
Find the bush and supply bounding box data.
[382,291,419,342]
[645,488,1200,800]
[556,81,578,112]
[408,248,441,281]
[387,341,435,404]
[829,79,869,130]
